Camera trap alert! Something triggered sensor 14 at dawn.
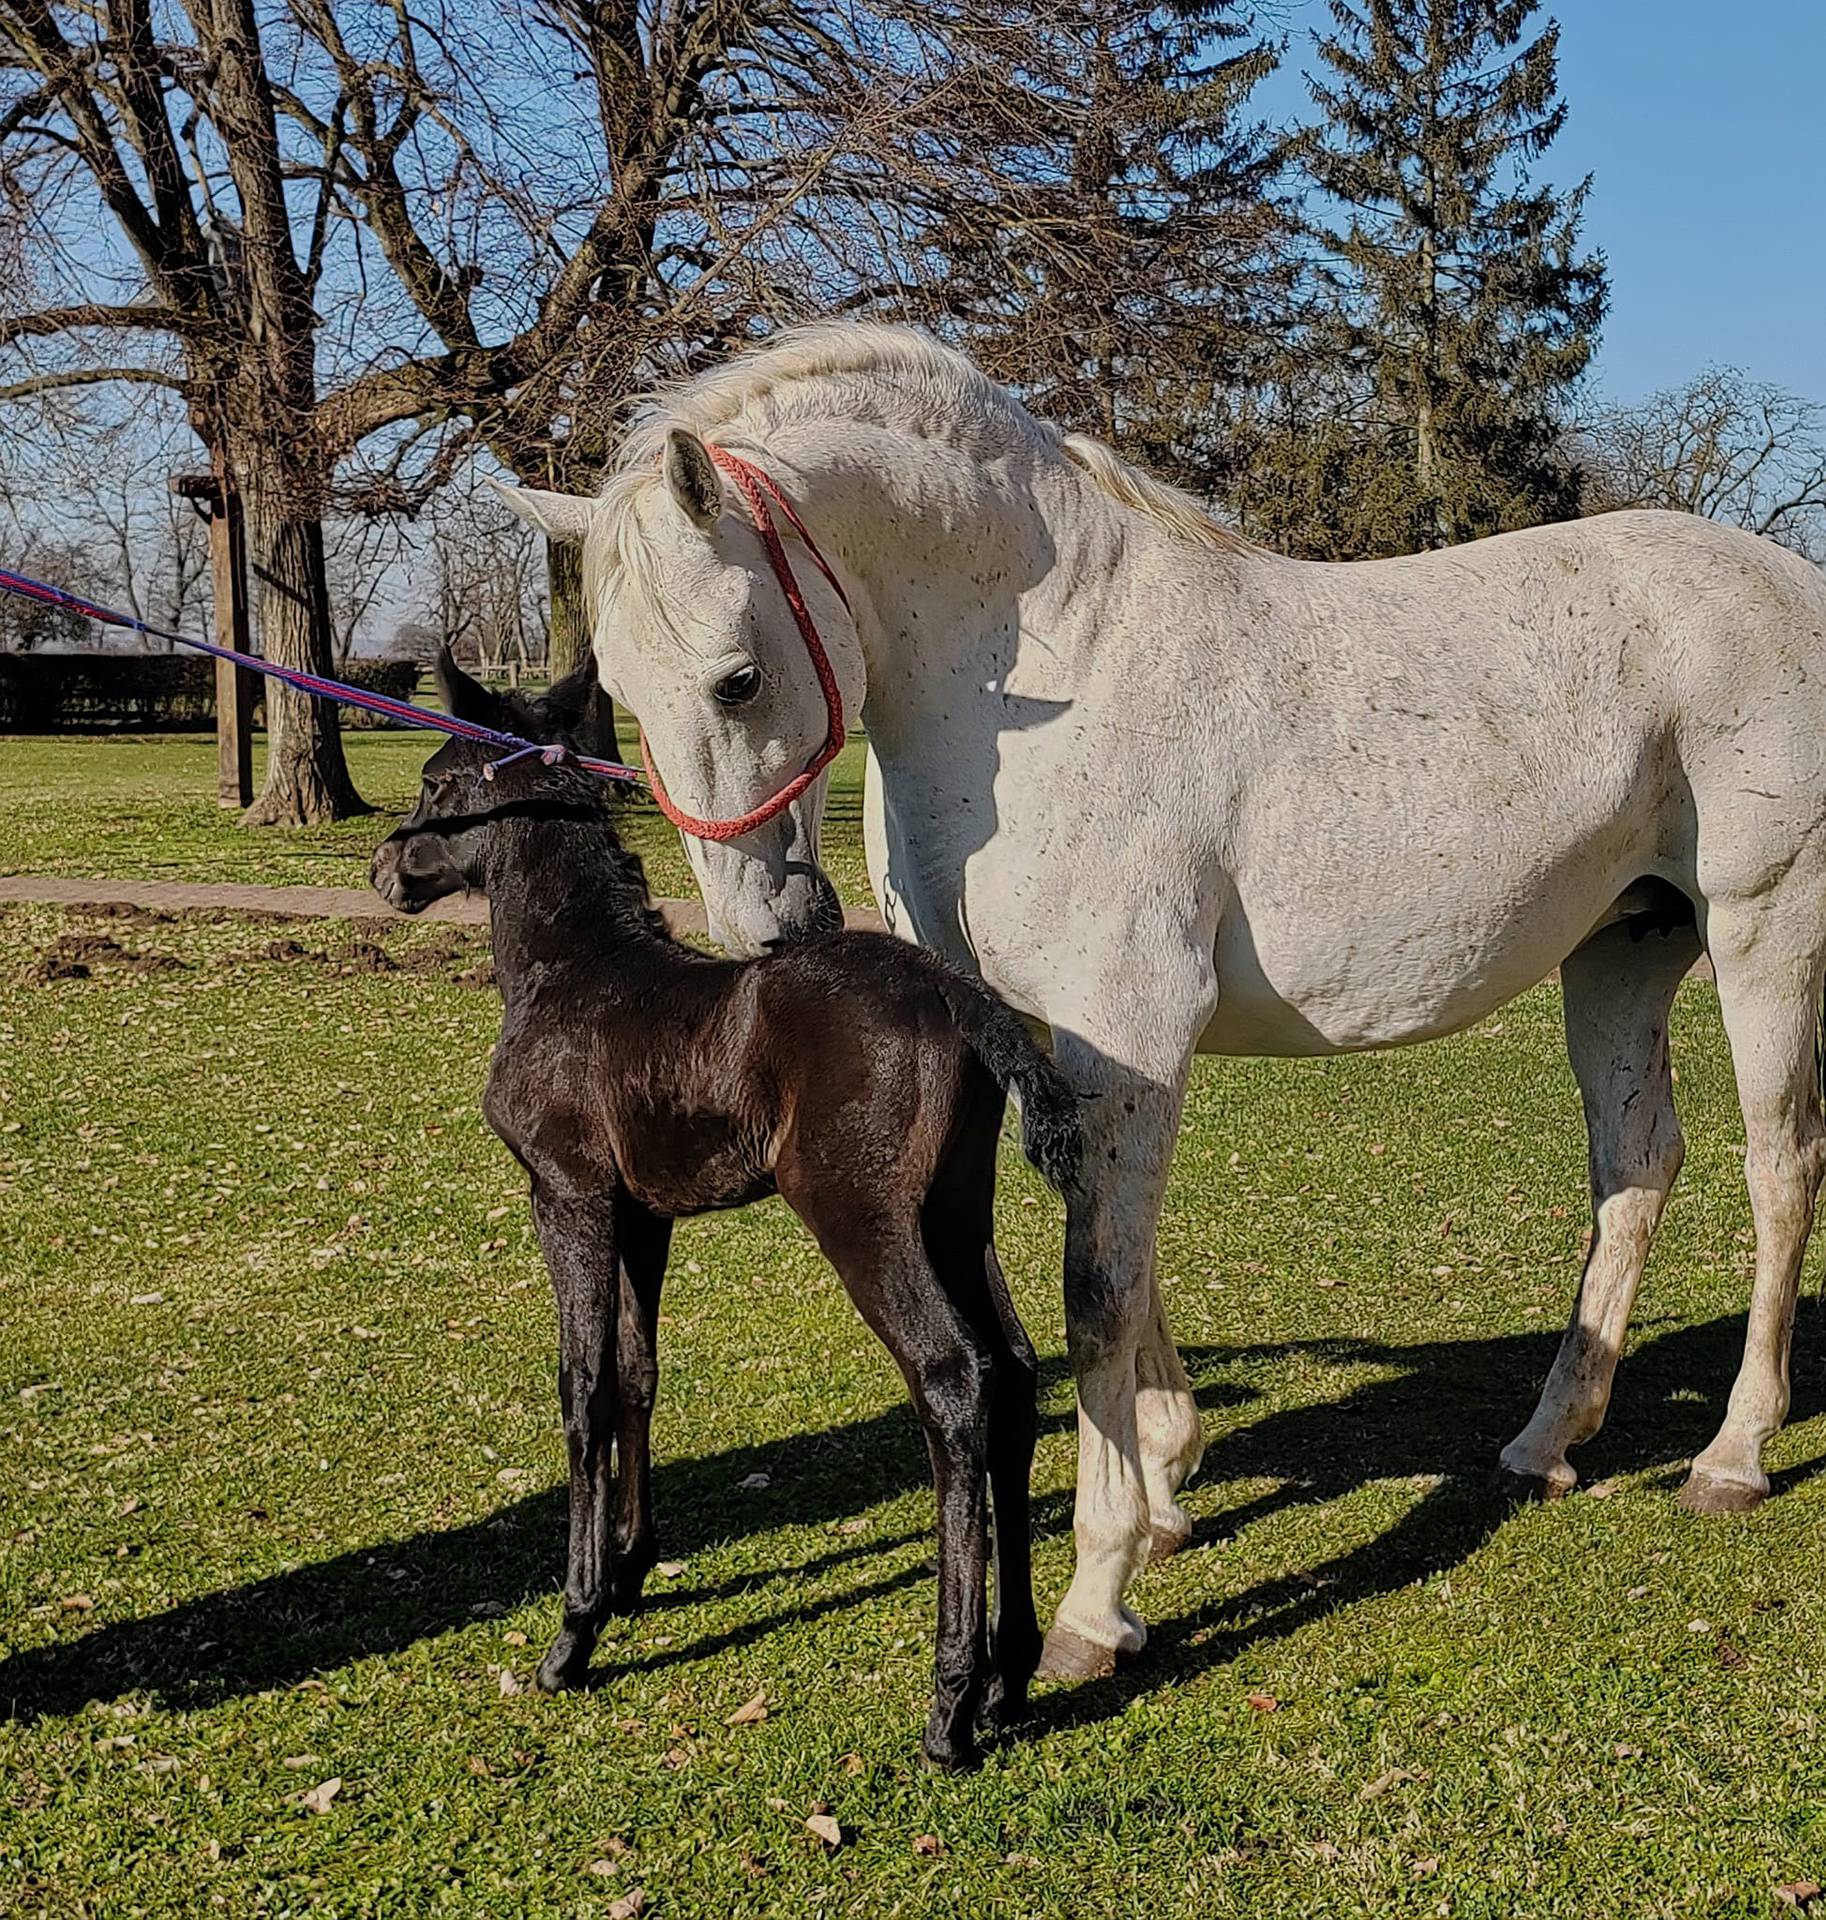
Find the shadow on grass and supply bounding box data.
[3,1308,1820,1728]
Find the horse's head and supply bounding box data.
[368,650,612,914]
[497,428,858,955]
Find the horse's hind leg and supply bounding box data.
[1680,903,1826,1512]
[804,1194,994,1769]
[607,1198,671,1610]
[1500,917,1699,1498]
[919,1109,1041,1736]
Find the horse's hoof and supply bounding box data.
[535,1637,592,1693]
[1035,1626,1121,1684]
[1149,1522,1194,1564]
[1677,1469,1767,1515]
[920,1732,982,1773]
[1494,1466,1572,1505]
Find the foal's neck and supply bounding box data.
[481,806,673,994]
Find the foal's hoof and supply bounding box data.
[920,1732,982,1774]
[535,1634,593,1693]
[1035,1626,1121,1684]
[1677,1468,1768,1515]
[1149,1521,1195,1564]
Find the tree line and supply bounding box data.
[2,0,1820,823]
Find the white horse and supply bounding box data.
[499,324,1826,1679]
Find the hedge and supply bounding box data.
[0,653,423,733]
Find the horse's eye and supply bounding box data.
[713,663,763,707]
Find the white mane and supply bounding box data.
[590,322,1256,606]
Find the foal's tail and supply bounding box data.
[933,972,1084,1194]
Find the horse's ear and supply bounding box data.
[531,657,597,741]
[489,477,596,547]
[435,644,504,727]
[663,429,722,532]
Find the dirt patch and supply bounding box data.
[83,902,177,927]
[331,939,402,975]
[18,933,188,986]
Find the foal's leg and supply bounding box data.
[923,1135,1042,1736]
[975,1241,1041,1737]
[1681,906,1826,1512]
[607,1198,671,1611]
[1039,957,1214,1681]
[805,1197,995,1769]
[530,1184,620,1692]
[1499,919,1698,1498]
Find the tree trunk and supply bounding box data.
[546,537,588,679]
[241,489,367,825]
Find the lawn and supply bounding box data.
[1,897,1822,1918]
[0,727,873,910]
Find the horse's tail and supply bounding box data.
[933,971,1083,1194]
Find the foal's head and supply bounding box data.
[369,651,618,914]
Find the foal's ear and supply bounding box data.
[531,657,598,743]
[434,644,505,728]
[663,429,723,532]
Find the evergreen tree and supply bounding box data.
[1251,0,1606,555]
[922,3,1296,489]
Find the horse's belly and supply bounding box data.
[1200,880,1618,1058]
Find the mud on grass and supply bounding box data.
[1,911,1824,1917]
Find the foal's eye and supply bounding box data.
[713,663,764,707]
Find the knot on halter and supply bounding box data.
[483,742,570,781]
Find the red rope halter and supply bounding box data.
[639,447,850,843]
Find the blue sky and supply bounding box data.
[1256,0,1825,403]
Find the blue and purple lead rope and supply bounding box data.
[0,564,644,785]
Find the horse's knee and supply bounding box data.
[1062,1259,1144,1373]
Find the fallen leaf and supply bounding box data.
[1774,1884,1823,1911]
[497,1669,523,1697]
[1586,1480,1617,1500]
[912,1833,943,1857]
[1412,1857,1440,1878]
[805,1813,843,1849]
[1245,1691,1279,1713]
[1310,1841,1342,1863]
[60,1593,94,1613]
[656,1560,687,1578]
[1687,1618,1714,1635]
[118,1496,143,1517]
[738,1472,771,1491]
[504,1630,527,1648]
[840,1752,865,1776]
[726,1690,769,1727]
[607,1888,648,1919]
[1627,1584,1649,1599]
[1360,1767,1425,1800]
[1613,1743,1643,1760]
[585,1859,619,1879]
[299,1777,342,1815]
[281,1755,322,1771]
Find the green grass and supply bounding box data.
[1,902,1822,1916]
[0,728,872,908]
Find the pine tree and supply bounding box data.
[923,3,1295,490]
[1267,0,1606,554]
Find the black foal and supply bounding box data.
[370,654,1080,1768]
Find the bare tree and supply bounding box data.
[418,485,544,681]
[0,0,365,821]
[1587,367,1826,562]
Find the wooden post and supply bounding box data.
[172,471,253,807]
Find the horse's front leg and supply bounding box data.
[529,1183,621,1692]
[1037,947,1215,1681]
